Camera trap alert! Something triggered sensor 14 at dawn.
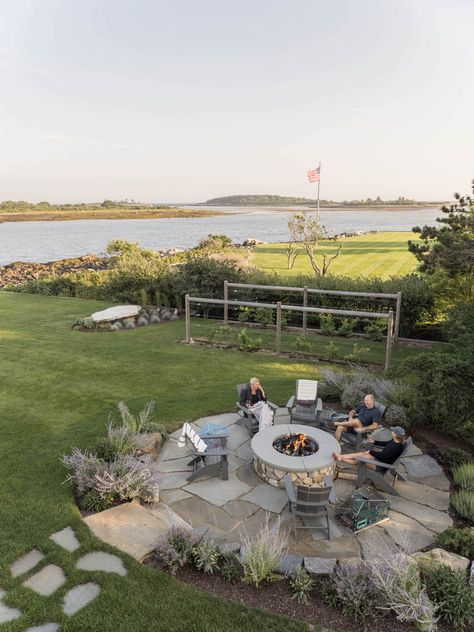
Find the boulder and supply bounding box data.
[91,305,141,323]
[412,548,470,574]
[124,322,135,330]
[134,432,163,456]
[149,313,161,324]
[137,315,149,327]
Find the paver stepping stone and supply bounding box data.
[25,624,60,632]
[304,514,352,541]
[172,497,238,532]
[194,413,240,428]
[233,508,278,538]
[277,554,303,574]
[84,502,187,560]
[0,589,22,624]
[158,439,183,461]
[184,474,250,507]
[227,455,246,473]
[389,480,450,511]
[236,462,263,487]
[63,582,101,616]
[160,471,194,490]
[50,526,80,552]
[160,489,192,505]
[76,552,127,576]
[293,535,360,559]
[358,526,399,559]
[157,456,193,473]
[384,511,436,553]
[226,425,250,450]
[402,455,450,491]
[386,496,452,533]
[236,443,253,463]
[10,548,45,577]
[241,484,288,513]
[23,564,67,597]
[145,501,191,529]
[403,443,423,458]
[304,557,336,575]
[224,499,260,521]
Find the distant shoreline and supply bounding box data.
[197,204,440,212]
[0,207,222,223]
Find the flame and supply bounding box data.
[284,433,307,454]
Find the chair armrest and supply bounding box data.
[286,395,295,412]
[354,456,396,469]
[200,431,230,440]
[284,474,296,502]
[267,400,278,412]
[200,449,232,457]
[236,402,253,416]
[316,398,323,412]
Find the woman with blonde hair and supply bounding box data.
[239,377,274,431]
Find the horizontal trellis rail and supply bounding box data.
[184,294,395,371]
[224,281,402,340]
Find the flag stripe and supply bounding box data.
[307,166,320,183]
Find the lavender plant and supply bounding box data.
[155,525,201,574]
[331,562,377,622]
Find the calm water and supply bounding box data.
[0,206,441,265]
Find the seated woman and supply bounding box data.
[333,393,381,442]
[332,426,406,470]
[239,377,274,431]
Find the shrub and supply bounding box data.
[196,234,232,252]
[385,404,410,429]
[319,314,336,336]
[295,334,311,352]
[240,517,288,587]
[383,380,413,408]
[364,320,385,341]
[61,449,105,495]
[343,343,369,363]
[324,341,339,361]
[255,307,273,328]
[338,318,357,337]
[318,369,347,401]
[93,422,139,461]
[320,578,339,608]
[236,328,262,351]
[289,566,314,604]
[117,400,164,434]
[81,488,115,513]
[425,565,474,628]
[436,527,474,559]
[341,382,367,409]
[331,562,378,622]
[238,306,255,323]
[441,448,473,471]
[192,540,221,574]
[453,463,474,490]
[366,549,438,631]
[92,454,161,503]
[155,526,201,574]
[219,553,241,582]
[451,490,474,521]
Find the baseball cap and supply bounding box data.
[390,426,406,437]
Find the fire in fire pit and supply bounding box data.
[272,433,319,457]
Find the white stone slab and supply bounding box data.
[63,582,101,616]
[0,591,21,624]
[76,552,127,576]
[23,564,67,597]
[91,305,141,323]
[10,548,45,577]
[184,475,250,507]
[25,624,60,632]
[50,526,80,552]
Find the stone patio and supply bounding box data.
[155,410,452,560]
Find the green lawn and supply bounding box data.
[0,291,330,632]
[252,231,419,279]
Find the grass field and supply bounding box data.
[0,291,326,632]
[252,231,419,279]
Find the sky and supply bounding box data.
[0,0,473,203]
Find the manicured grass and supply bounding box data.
[0,291,325,631]
[252,231,419,279]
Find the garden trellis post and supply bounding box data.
[276,302,282,353]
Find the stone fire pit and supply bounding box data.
[251,424,341,489]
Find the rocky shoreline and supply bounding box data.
[0,255,109,288]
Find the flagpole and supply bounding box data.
[316,161,321,221]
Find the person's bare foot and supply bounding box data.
[332,452,342,461]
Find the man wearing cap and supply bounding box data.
[332,426,406,468]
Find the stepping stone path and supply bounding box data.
[5,525,128,628]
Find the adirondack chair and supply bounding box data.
[236,383,278,436]
[354,436,412,496]
[284,474,337,539]
[286,379,323,427]
[177,422,231,482]
[342,401,386,451]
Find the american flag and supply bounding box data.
[307,166,320,183]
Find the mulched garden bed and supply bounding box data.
[146,555,452,632]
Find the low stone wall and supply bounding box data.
[253,456,337,489]
[73,306,182,332]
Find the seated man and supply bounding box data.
[332,426,406,470]
[239,377,274,431]
[334,393,381,442]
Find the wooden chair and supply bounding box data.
[342,401,386,451]
[236,383,278,436]
[286,379,323,427]
[284,474,337,540]
[353,436,412,496]
[177,422,231,482]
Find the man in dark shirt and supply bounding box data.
[334,394,381,442]
[332,426,406,469]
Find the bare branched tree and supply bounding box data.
[286,215,302,269]
[287,212,342,277]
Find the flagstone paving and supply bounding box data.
[76,552,128,576]
[49,526,80,552]
[0,588,21,624]
[23,564,67,597]
[10,548,45,578]
[63,582,101,616]
[25,624,60,632]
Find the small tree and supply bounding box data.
[288,212,342,277]
[286,215,302,269]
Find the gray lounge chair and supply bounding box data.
[286,379,323,427]
[177,422,231,482]
[353,436,412,496]
[284,473,337,539]
[342,401,386,451]
[236,383,278,436]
